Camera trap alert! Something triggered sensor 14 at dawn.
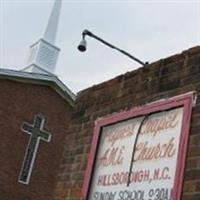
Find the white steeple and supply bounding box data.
[23,0,62,75]
[44,0,62,44]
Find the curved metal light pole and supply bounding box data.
[78,29,148,66]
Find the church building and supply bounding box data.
[0,0,200,200]
[0,0,75,199]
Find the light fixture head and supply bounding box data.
[77,37,87,52]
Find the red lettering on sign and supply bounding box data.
[140,112,179,137]
[135,137,176,161]
[97,146,125,167]
[104,124,135,146]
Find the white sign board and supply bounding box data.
[88,107,184,200]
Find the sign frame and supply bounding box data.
[81,92,195,200]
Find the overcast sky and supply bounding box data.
[0,0,200,93]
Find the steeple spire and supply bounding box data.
[23,0,62,75]
[44,0,62,44]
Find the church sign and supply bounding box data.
[81,93,195,200]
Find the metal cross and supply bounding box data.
[18,114,51,184]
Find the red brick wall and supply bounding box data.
[0,80,73,200]
[55,46,200,200]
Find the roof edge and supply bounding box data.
[0,68,76,107]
